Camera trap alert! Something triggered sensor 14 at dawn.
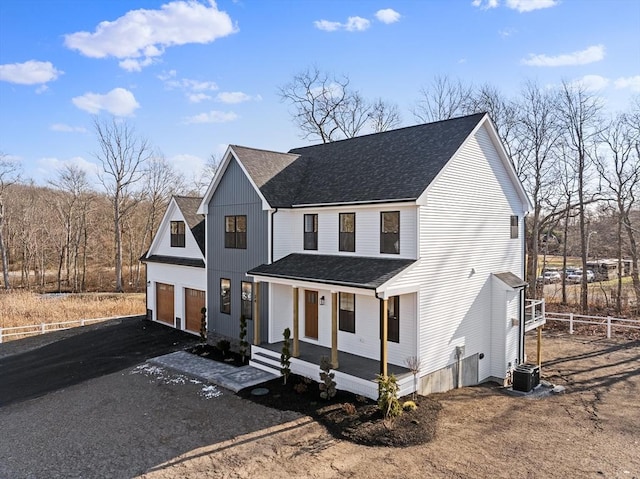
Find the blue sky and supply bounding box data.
[1,0,639,186]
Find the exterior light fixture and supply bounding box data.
[320,296,325,305]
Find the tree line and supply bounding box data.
[1,70,639,315]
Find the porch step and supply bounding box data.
[249,349,281,376]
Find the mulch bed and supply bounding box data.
[238,373,441,447]
[188,343,248,368]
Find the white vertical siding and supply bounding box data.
[417,124,526,383]
[152,202,203,259]
[272,204,417,260]
[145,262,206,332]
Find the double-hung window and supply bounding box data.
[339,213,355,252]
[339,293,355,333]
[380,211,400,254]
[304,214,318,250]
[170,221,185,247]
[225,215,247,249]
[510,215,519,239]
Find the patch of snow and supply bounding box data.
[201,385,222,399]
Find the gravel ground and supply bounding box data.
[0,363,299,478]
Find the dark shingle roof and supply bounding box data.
[248,253,415,290]
[173,196,205,255]
[142,254,205,268]
[233,113,485,207]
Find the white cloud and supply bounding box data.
[572,74,610,91]
[472,0,557,11]
[521,44,605,67]
[471,0,499,10]
[0,60,62,85]
[72,87,140,116]
[169,153,205,175]
[50,123,88,133]
[37,156,100,182]
[215,91,260,104]
[314,20,342,32]
[499,27,517,38]
[64,0,237,71]
[375,9,401,24]
[188,93,212,103]
[314,16,370,32]
[183,110,238,124]
[505,0,558,12]
[614,76,640,92]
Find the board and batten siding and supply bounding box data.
[273,204,418,261]
[207,157,269,342]
[153,202,203,259]
[417,123,526,384]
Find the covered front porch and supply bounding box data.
[250,340,413,400]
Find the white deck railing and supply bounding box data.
[0,316,131,344]
[545,312,640,338]
[524,299,546,332]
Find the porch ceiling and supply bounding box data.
[248,253,415,290]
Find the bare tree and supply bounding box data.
[369,98,401,133]
[597,111,640,311]
[558,80,603,312]
[413,75,472,123]
[93,117,151,292]
[514,81,563,294]
[0,153,20,289]
[279,67,350,143]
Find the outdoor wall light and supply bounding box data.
[147,281,151,287]
[320,296,325,305]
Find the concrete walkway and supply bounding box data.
[149,351,277,392]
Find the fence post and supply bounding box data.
[81,319,85,327]
[0,328,3,344]
[607,316,612,339]
[41,323,46,335]
[569,313,574,334]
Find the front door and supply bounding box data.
[305,290,318,339]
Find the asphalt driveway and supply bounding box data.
[0,316,199,407]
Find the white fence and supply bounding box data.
[0,316,131,344]
[545,312,640,339]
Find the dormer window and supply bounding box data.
[380,211,400,254]
[225,215,247,249]
[170,221,185,247]
[304,214,318,250]
[339,213,355,252]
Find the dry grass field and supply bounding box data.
[0,290,145,333]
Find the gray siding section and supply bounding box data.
[208,157,269,342]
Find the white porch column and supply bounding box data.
[331,292,339,369]
[293,287,300,358]
[380,298,388,376]
[253,282,260,345]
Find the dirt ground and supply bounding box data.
[140,332,640,479]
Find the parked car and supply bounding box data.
[537,271,561,284]
[566,270,595,283]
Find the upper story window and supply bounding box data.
[339,292,355,333]
[225,215,247,249]
[339,213,355,252]
[241,281,253,320]
[304,214,318,250]
[510,215,519,239]
[170,221,185,247]
[380,211,400,254]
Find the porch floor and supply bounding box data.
[256,340,410,381]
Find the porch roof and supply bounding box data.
[248,253,415,290]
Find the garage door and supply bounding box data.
[185,288,205,333]
[156,283,174,326]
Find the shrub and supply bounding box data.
[217,339,230,357]
[405,356,423,400]
[402,400,417,411]
[376,374,402,420]
[239,315,248,363]
[200,307,207,342]
[293,382,308,394]
[319,356,337,400]
[280,328,292,385]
